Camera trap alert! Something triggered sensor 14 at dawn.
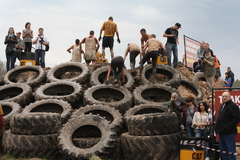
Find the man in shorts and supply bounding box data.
[98,16,120,59]
[140,34,166,83]
[106,56,125,87]
[123,43,140,72]
[80,30,100,65]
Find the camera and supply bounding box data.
[38,35,44,43]
[8,36,13,39]
[201,57,204,60]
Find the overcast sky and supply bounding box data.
[0,0,239,79]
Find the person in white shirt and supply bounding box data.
[32,28,49,68]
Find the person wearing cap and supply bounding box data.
[15,32,25,60]
[193,50,215,93]
[163,23,181,68]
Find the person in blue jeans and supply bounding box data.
[4,27,18,71]
[215,92,240,160]
[163,23,181,68]
[32,28,49,68]
[179,96,198,137]
[192,101,209,138]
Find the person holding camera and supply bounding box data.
[15,32,25,60]
[4,27,18,71]
[163,23,181,68]
[32,28,49,68]
[193,50,215,93]
[22,22,33,52]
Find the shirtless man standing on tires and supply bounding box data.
[140,28,151,60]
[140,34,166,83]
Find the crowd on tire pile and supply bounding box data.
[2,16,239,160]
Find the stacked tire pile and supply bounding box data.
[0,62,203,159]
[3,113,61,157]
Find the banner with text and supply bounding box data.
[183,36,200,68]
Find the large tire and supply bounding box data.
[124,104,168,119]
[0,77,4,86]
[4,65,45,87]
[22,99,72,123]
[121,132,182,160]
[0,102,22,129]
[84,85,132,114]
[141,64,181,88]
[90,66,134,90]
[58,114,117,160]
[126,112,179,136]
[10,113,62,135]
[177,79,203,102]
[133,84,180,106]
[34,81,83,106]
[71,105,123,134]
[2,130,59,158]
[0,83,33,106]
[47,62,90,84]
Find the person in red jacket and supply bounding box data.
[179,96,198,137]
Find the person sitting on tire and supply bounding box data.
[0,104,4,135]
[140,34,166,83]
[106,56,125,86]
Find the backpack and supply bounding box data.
[45,45,50,52]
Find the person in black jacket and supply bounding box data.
[227,67,234,88]
[215,92,240,160]
[4,27,18,71]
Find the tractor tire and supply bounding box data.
[133,84,180,106]
[121,132,182,160]
[0,83,33,107]
[58,114,117,160]
[4,65,45,87]
[84,85,132,114]
[177,79,203,102]
[90,66,134,90]
[10,113,62,135]
[141,64,181,88]
[0,77,4,86]
[34,81,83,106]
[0,102,22,129]
[46,62,90,84]
[126,112,179,136]
[22,99,72,124]
[2,130,59,158]
[71,104,123,134]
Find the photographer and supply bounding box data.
[4,27,18,71]
[32,28,49,68]
[193,50,215,93]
